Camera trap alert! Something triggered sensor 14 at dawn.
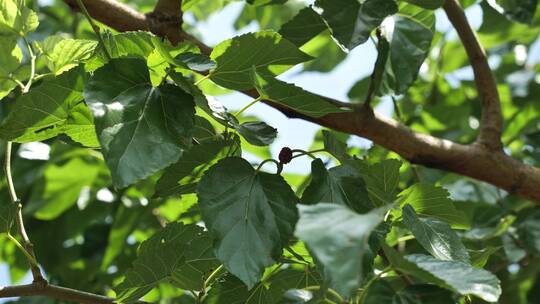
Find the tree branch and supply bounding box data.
[0,283,148,304]
[61,0,540,204]
[443,0,503,150]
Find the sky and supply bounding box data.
[0,1,493,302]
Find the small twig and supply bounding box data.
[364,31,385,107]
[76,0,111,60]
[5,234,38,266]
[197,264,224,303]
[21,37,36,94]
[4,142,45,283]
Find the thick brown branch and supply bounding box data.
[443,0,503,150]
[0,283,147,304]
[61,0,540,204]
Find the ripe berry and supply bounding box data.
[279,147,293,164]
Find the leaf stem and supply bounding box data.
[194,74,210,86]
[5,234,38,267]
[235,96,262,117]
[21,37,36,94]
[291,149,325,160]
[76,0,111,60]
[203,264,224,289]
[9,77,25,90]
[357,267,391,303]
[256,158,282,174]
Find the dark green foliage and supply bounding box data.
[1,0,540,303]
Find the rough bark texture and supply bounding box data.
[61,0,540,204]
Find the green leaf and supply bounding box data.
[322,130,349,162]
[115,222,219,303]
[405,255,501,302]
[0,67,99,147]
[84,57,195,188]
[470,247,500,268]
[516,208,540,256]
[0,0,38,37]
[402,0,444,9]
[197,157,299,288]
[0,36,24,100]
[402,204,470,263]
[235,121,277,146]
[34,158,100,220]
[85,31,156,71]
[315,0,398,50]
[383,246,501,302]
[251,68,350,118]
[398,183,469,229]
[301,159,373,213]
[295,203,389,297]
[364,281,455,304]
[204,274,275,304]
[175,52,216,72]
[101,204,146,269]
[278,6,327,47]
[491,0,538,24]
[38,35,98,75]
[210,31,312,90]
[351,159,402,206]
[154,135,239,198]
[0,202,16,234]
[378,4,434,95]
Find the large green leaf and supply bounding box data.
[402,204,470,263]
[209,31,312,90]
[383,246,501,302]
[301,159,373,213]
[315,0,398,50]
[115,222,219,303]
[84,57,195,188]
[0,67,99,147]
[251,69,350,118]
[0,36,25,99]
[491,0,539,24]
[0,202,16,234]
[197,157,299,288]
[295,203,388,297]
[0,0,38,36]
[278,6,327,47]
[38,35,98,75]
[34,158,100,220]
[378,4,434,96]
[398,183,469,229]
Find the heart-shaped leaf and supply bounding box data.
[197,157,299,288]
[84,57,195,188]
